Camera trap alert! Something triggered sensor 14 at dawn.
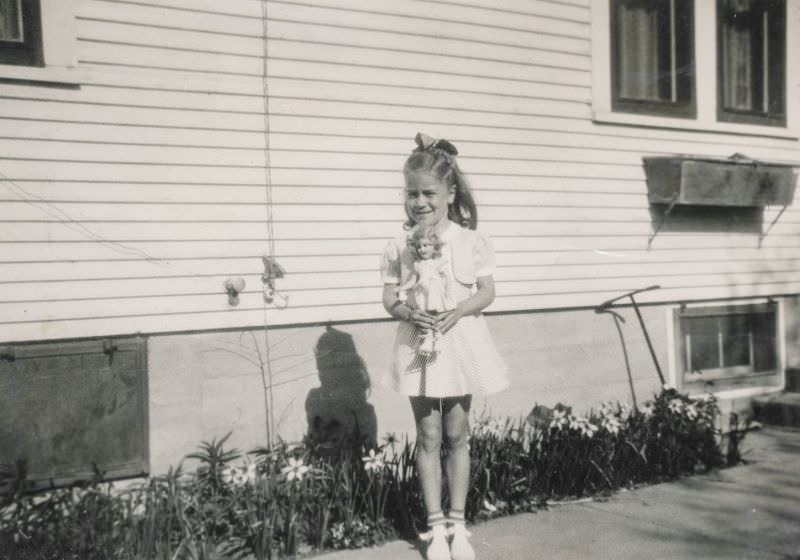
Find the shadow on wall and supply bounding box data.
[305,326,377,452]
[649,204,763,235]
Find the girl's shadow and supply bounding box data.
[305,326,377,453]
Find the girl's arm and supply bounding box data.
[435,274,495,334]
[382,284,437,331]
[396,271,419,293]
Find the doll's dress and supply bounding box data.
[380,222,510,398]
[409,258,449,355]
[412,258,449,313]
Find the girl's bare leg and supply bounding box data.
[442,395,472,512]
[410,396,444,516]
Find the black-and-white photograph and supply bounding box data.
[1,1,798,558]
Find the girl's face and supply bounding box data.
[404,172,454,229]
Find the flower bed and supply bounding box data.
[0,388,747,560]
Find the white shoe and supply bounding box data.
[425,524,451,560]
[448,523,475,560]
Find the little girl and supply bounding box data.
[396,226,452,355]
[381,133,510,560]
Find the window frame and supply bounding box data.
[667,300,785,396]
[716,0,787,127]
[0,0,44,67]
[609,0,697,119]
[590,0,798,139]
[0,0,79,85]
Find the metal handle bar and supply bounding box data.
[595,285,661,311]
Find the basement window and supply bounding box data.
[675,302,780,392]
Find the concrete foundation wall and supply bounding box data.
[148,305,668,474]
[148,295,799,473]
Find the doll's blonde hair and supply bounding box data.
[407,226,443,260]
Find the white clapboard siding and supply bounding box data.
[266,1,589,53]
[5,237,800,265]
[4,267,800,326]
[0,98,263,131]
[0,118,266,149]
[5,258,799,305]
[265,116,800,157]
[0,0,799,343]
[4,248,800,283]
[0,182,269,204]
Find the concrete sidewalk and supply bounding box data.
[317,426,800,560]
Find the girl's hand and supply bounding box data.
[407,308,438,331]
[436,305,464,334]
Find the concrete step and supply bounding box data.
[752,392,800,428]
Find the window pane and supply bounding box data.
[616,1,661,101]
[720,314,751,367]
[611,0,694,117]
[718,0,785,123]
[751,312,777,371]
[0,0,22,41]
[684,316,720,371]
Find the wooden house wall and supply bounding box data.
[0,0,799,343]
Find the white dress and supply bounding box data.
[380,222,510,398]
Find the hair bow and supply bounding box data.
[414,132,458,156]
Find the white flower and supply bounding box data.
[577,417,599,438]
[281,458,309,482]
[601,416,622,435]
[382,432,399,449]
[567,415,598,438]
[550,409,568,430]
[684,403,699,420]
[668,399,684,414]
[599,401,616,417]
[221,466,235,485]
[362,449,385,473]
[482,499,498,513]
[232,468,248,487]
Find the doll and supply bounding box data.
[396,226,450,355]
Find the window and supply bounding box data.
[593,0,794,136]
[0,0,78,85]
[675,302,780,391]
[0,0,43,67]
[717,0,786,126]
[610,0,695,118]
